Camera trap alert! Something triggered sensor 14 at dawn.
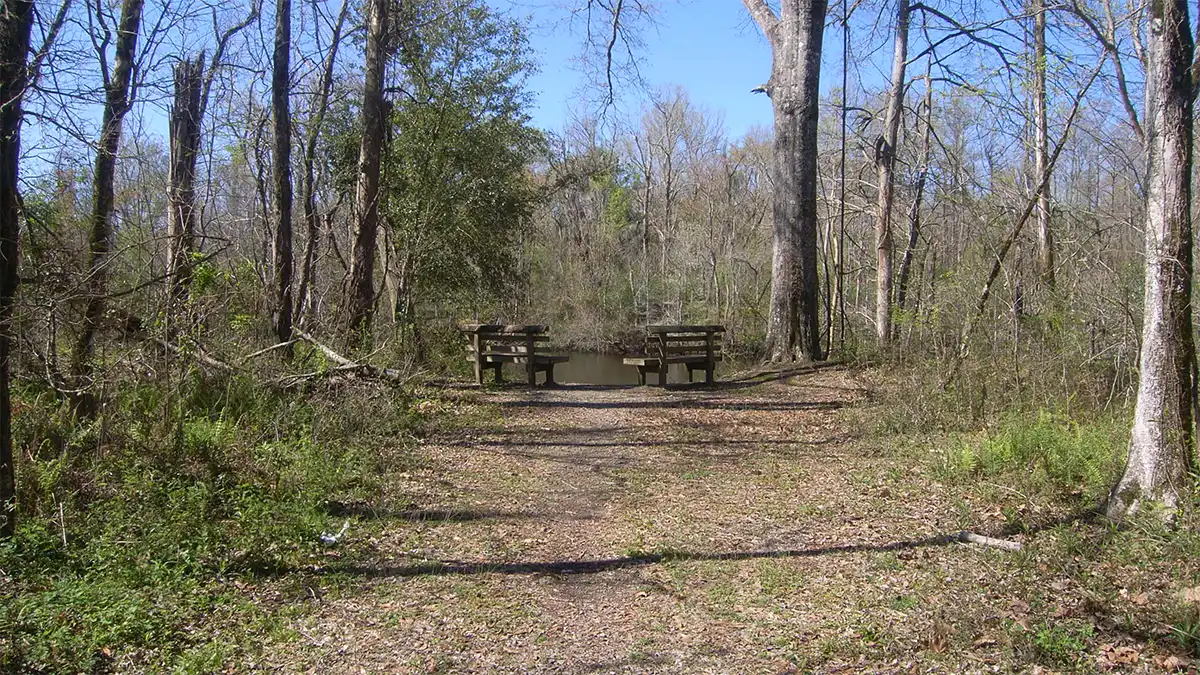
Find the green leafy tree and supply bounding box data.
[381,0,542,326]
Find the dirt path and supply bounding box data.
[264,368,1076,673]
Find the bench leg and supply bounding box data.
[493,363,504,384]
[473,336,483,384]
[706,361,714,384]
[637,368,646,386]
[544,364,556,386]
[658,365,668,387]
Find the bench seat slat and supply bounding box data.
[464,354,569,364]
[645,324,725,333]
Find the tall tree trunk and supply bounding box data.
[272,0,294,349]
[874,0,909,345]
[897,67,933,313]
[0,0,34,538]
[744,0,827,362]
[71,0,145,416]
[1108,0,1195,518]
[297,0,350,325]
[166,53,204,300]
[346,0,388,345]
[1033,0,1054,287]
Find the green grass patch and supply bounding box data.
[0,372,435,672]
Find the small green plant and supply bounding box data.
[1030,620,1093,666]
[1169,605,1200,658]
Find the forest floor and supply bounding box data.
[262,366,1199,674]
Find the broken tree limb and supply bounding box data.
[958,531,1022,552]
[293,329,407,383]
[241,340,297,363]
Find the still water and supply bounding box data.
[536,351,742,386]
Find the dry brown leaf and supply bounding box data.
[926,633,950,654]
[972,636,997,648]
[1158,655,1191,671]
[1178,586,1200,605]
[1099,644,1140,666]
[1009,598,1031,615]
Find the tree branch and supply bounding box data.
[741,0,779,43]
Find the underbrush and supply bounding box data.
[0,371,440,672]
[859,357,1128,505]
[934,410,1126,502]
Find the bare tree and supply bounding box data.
[743,0,827,361]
[297,0,350,325]
[71,0,146,415]
[0,0,34,538]
[167,3,260,302]
[346,0,388,345]
[874,0,910,344]
[896,66,933,313]
[1032,0,1053,286]
[167,54,204,298]
[1108,0,1195,518]
[272,0,294,348]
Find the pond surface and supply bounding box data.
[536,351,743,386]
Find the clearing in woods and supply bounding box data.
[264,367,1181,673]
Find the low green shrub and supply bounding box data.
[935,410,1125,499]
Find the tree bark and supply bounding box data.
[1108,0,1196,518]
[71,0,145,416]
[297,0,350,325]
[166,53,204,299]
[272,0,294,350]
[1033,0,1054,287]
[744,0,827,362]
[346,0,388,345]
[874,0,909,345]
[0,0,34,538]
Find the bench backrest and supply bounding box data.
[461,324,549,356]
[645,325,724,359]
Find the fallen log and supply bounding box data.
[958,531,1022,552]
[293,329,408,383]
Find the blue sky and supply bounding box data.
[512,0,781,138]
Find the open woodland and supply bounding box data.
[1,0,1200,670]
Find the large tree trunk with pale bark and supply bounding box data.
[874,0,908,345]
[346,0,388,345]
[743,0,826,362]
[167,54,204,299]
[71,0,145,416]
[1033,0,1054,287]
[0,0,34,538]
[272,0,294,349]
[1108,0,1196,518]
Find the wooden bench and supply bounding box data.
[623,325,725,386]
[460,324,569,386]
